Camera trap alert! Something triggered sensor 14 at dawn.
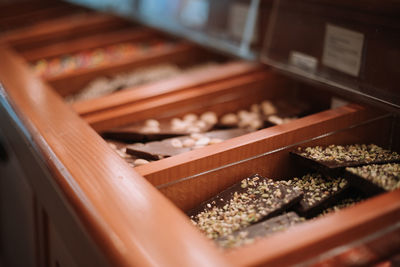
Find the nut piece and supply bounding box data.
[183,138,196,147]
[183,113,198,123]
[145,119,160,128]
[170,138,183,148]
[196,137,211,147]
[261,100,277,116]
[190,133,205,141]
[250,104,260,114]
[209,138,223,145]
[134,159,150,166]
[220,113,238,125]
[200,111,218,125]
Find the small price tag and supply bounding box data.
[289,51,318,73]
[322,24,364,77]
[228,3,257,42]
[180,0,209,29]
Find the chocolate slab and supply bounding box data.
[216,212,305,248]
[126,141,191,160]
[125,128,249,161]
[188,174,303,240]
[289,173,350,218]
[345,163,400,196]
[318,196,364,217]
[102,119,215,142]
[290,144,400,176]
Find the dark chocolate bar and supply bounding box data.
[216,212,305,248]
[291,144,400,176]
[102,117,215,142]
[289,173,349,217]
[188,174,303,240]
[126,128,249,160]
[318,197,364,217]
[345,163,400,195]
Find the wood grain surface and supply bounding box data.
[0,45,231,267]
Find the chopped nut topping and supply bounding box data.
[346,163,400,191]
[319,197,363,216]
[217,212,305,248]
[297,144,400,165]
[290,173,348,210]
[190,176,301,240]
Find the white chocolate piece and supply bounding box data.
[183,113,198,123]
[200,111,218,125]
[134,159,150,166]
[145,119,160,128]
[261,100,277,116]
[170,138,183,148]
[220,113,238,125]
[195,137,210,146]
[183,138,196,147]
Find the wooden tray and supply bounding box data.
[0,8,399,267]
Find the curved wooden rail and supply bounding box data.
[0,45,231,267]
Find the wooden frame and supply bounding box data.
[1,4,399,267]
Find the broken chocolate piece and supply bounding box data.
[216,212,305,248]
[102,117,215,142]
[290,173,349,217]
[345,163,400,195]
[291,144,400,176]
[319,197,364,217]
[125,128,249,160]
[188,174,303,240]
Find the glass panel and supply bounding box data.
[262,0,400,110]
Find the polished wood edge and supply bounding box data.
[21,27,156,62]
[0,45,231,267]
[225,189,400,266]
[44,41,194,84]
[0,13,124,46]
[137,104,372,183]
[73,61,264,116]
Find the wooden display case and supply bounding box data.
[0,1,399,267]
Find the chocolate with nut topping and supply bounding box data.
[291,144,400,176]
[188,174,303,240]
[319,197,363,217]
[294,144,400,168]
[346,163,400,194]
[216,212,305,248]
[290,173,349,217]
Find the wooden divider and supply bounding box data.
[21,27,156,62]
[45,42,201,96]
[74,61,264,118]
[1,13,130,50]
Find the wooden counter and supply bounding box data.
[1,4,399,267]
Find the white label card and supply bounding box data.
[228,3,257,43]
[180,0,209,29]
[322,24,364,77]
[289,51,318,73]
